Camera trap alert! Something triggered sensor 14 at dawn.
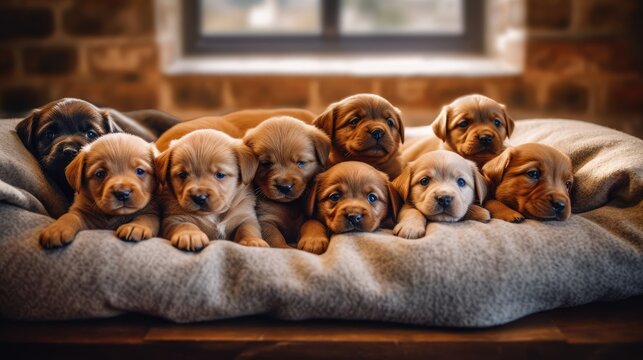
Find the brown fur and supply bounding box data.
[392,150,489,239]
[482,143,573,222]
[39,133,159,248]
[298,161,402,254]
[156,129,265,251]
[156,108,317,152]
[313,94,405,179]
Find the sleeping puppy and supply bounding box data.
[156,129,267,251]
[298,161,401,254]
[392,150,490,239]
[243,116,331,248]
[402,94,514,168]
[39,133,159,248]
[482,143,573,222]
[313,93,405,179]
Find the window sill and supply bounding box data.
[165,55,521,77]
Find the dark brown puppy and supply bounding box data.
[313,94,405,179]
[482,143,573,223]
[39,133,159,248]
[298,161,401,254]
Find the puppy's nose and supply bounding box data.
[345,213,362,226]
[436,195,452,208]
[275,183,294,195]
[479,134,493,145]
[113,190,131,202]
[192,194,208,206]
[62,146,79,157]
[551,199,566,213]
[370,129,384,141]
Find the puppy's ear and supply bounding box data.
[305,178,319,218]
[501,105,515,138]
[470,162,488,205]
[101,110,123,133]
[387,181,403,222]
[313,103,336,141]
[15,109,41,153]
[64,151,86,193]
[431,106,449,141]
[391,164,412,201]
[482,148,513,186]
[237,143,258,185]
[154,149,171,187]
[309,127,331,168]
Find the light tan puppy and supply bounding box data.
[483,143,573,223]
[313,94,405,179]
[298,161,401,254]
[156,129,266,251]
[392,150,489,239]
[403,94,514,168]
[39,133,159,248]
[243,116,331,248]
[156,108,317,151]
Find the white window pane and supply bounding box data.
[340,0,464,35]
[201,0,321,35]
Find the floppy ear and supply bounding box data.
[312,103,337,141]
[501,105,515,138]
[470,162,488,205]
[309,127,331,168]
[394,107,405,144]
[431,106,449,141]
[481,148,513,186]
[305,177,320,218]
[154,149,171,187]
[15,109,41,153]
[101,110,123,133]
[391,164,412,201]
[64,151,86,193]
[387,181,403,222]
[237,143,258,185]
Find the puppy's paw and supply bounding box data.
[297,236,330,255]
[465,205,491,223]
[393,219,426,239]
[170,230,209,251]
[495,210,525,223]
[39,223,77,248]
[238,237,270,248]
[116,223,153,242]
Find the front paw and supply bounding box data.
[297,235,330,254]
[393,219,426,239]
[493,209,525,223]
[170,230,209,251]
[238,237,269,248]
[116,223,153,242]
[39,223,77,249]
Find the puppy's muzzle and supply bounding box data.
[275,182,294,195]
[478,134,494,146]
[551,198,567,216]
[191,194,209,206]
[436,195,452,208]
[370,128,385,142]
[113,190,132,202]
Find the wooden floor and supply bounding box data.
[1,295,642,359]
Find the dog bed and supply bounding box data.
[0,118,641,327]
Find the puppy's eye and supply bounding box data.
[45,130,56,140]
[457,178,466,187]
[215,172,225,179]
[296,160,306,168]
[85,130,98,139]
[260,160,272,167]
[386,117,395,128]
[458,120,469,128]
[367,193,378,203]
[328,192,341,202]
[565,180,572,191]
[526,170,541,180]
[95,169,106,179]
[493,118,502,128]
[348,116,360,127]
[178,172,188,180]
[136,168,145,176]
[419,177,430,186]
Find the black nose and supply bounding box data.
[114,191,131,202]
[371,129,384,141]
[62,146,79,157]
[275,183,293,195]
[437,195,452,208]
[552,200,566,213]
[192,194,208,206]
[346,213,362,225]
[479,135,493,145]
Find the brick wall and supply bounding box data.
[0,0,641,137]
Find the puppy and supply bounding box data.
[313,93,405,179]
[402,94,514,168]
[39,133,159,248]
[156,129,266,251]
[298,161,401,254]
[156,108,317,152]
[482,143,573,222]
[392,150,490,239]
[243,116,331,248]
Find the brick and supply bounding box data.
[53,83,158,110]
[318,77,374,105]
[86,43,158,81]
[380,78,488,108]
[169,77,223,109]
[63,0,153,37]
[527,0,571,30]
[577,0,638,33]
[487,78,539,110]
[0,48,14,76]
[229,77,310,108]
[604,80,643,114]
[545,82,589,112]
[23,46,78,76]
[0,86,50,115]
[0,7,54,40]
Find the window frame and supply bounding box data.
[183,0,484,54]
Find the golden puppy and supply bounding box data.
[313,93,405,179]
[39,133,159,248]
[392,150,490,239]
[482,143,573,222]
[156,129,266,251]
[243,116,331,248]
[156,108,316,151]
[298,161,401,254]
[402,94,514,168]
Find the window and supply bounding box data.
[183,0,484,54]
